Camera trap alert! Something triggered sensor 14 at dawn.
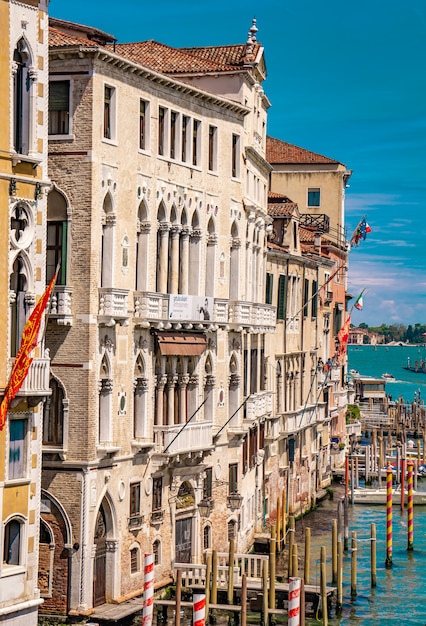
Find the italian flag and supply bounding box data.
[354,290,364,310]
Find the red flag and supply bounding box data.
[337,315,351,358]
[0,271,58,430]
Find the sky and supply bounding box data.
[49,0,426,328]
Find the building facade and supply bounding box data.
[0,0,50,624]
[263,136,352,516]
[41,18,275,615]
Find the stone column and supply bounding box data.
[158,223,170,293]
[180,227,190,294]
[169,225,181,294]
[178,374,190,424]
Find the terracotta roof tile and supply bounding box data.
[49,25,99,49]
[266,135,341,165]
[109,41,261,75]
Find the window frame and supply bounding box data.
[7,416,29,482]
[228,463,238,494]
[130,482,141,517]
[48,79,71,137]
[277,275,287,320]
[103,84,117,142]
[231,133,240,179]
[307,188,321,208]
[139,98,150,152]
[152,476,163,511]
[2,517,26,572]
[208,124,218,172]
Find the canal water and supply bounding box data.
[149,499,426,625]
[148,344,426,625]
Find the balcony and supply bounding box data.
[153,421,213,456]
[98,288,129,326]
[228,301,276,332]
[244,391,274,421]
[9,354,51,400]
[128,515,144,530]
[134,292,169,326]
[49,286,72,326]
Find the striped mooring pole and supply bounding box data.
[142,553,155,626]
[193,593,206,626]
[407,461,414,551]
[385,465,393,568]
[288,577,301,626]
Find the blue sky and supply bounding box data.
[49,0,426,327]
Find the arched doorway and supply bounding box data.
[175,481,195,563]
[93,505,107,606]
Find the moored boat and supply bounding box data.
[353,488,426,505]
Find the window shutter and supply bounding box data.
[49,81,69,111]
[277,275,287,320]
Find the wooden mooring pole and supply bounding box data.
[332,519,337,585]
[320,546,328,626]
[371,523,377,588]
[175,568,182,626]
[351,531,357,599]
[304,527,311,584]
[227,538,235,605]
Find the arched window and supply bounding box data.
[10,254,28,357]
[203,525,211,550]
[101,193,114,288]
[99,354,112,444]
[205,217,216,297]
[136,200,149,291]
[13,38,31,155]
[130,545,140,574]
[153,539,161,565]
[3,519,22,565]
[133,353,147,439]
[229,221,240,300]
[47,189,68,285]
[38,520,54,596]
[43,378,65,445]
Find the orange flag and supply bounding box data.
[0,271,58,430]
[337,314,351,358]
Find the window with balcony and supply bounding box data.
[98,354,112,445]
[10,254,29,357]
[308,188,320,207]
[47,189,68,285]
[49,80,70,135]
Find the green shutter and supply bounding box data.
[312,280,318,318]
[277,275,287,320]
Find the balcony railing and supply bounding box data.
[98,288,129,325]
[133,293,276,332]
[228,301,276,330]
[49,286,72,326]
[9,355,51,397]
[244,391,274,421]
[154,421,213,455]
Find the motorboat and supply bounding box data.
[381,372,395,381]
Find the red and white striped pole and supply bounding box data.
[193,593,206,626]
[142,553,155,626]
[407,461,414,551]
[385,465,393,568]
[288,577,301,626]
